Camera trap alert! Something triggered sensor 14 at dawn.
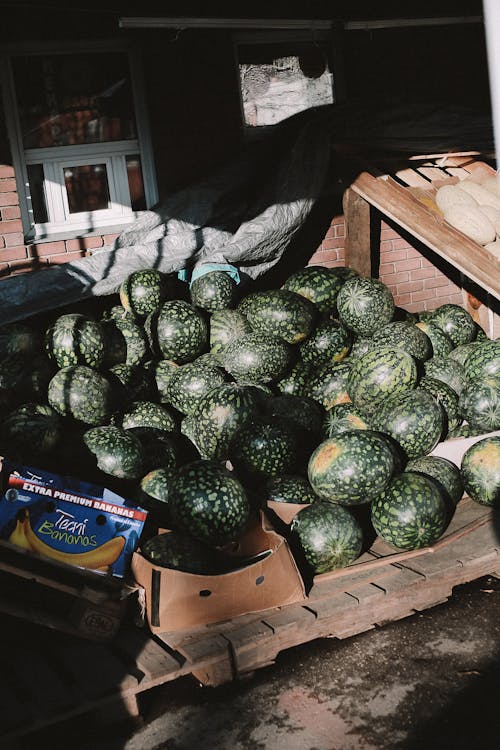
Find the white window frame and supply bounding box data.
[0,39,158,241]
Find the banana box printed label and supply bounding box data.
[0,459,148,578]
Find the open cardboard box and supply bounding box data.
[131,510,306,633]
[266,500,310,525]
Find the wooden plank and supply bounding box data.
[393,167,433,188]
[173,633,234,686]
[351,171,500,299]
[342,187,373,277]
[224,620,276,675]
[262,603,317,634]
[113,626,183,683]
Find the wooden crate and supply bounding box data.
[0,539,136,642]
[342,152,500,306]
[1,495,499,743]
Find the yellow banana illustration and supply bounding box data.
[8,518,32,551]
[22,513,125,569]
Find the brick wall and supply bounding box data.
[0,164,119,278]
[309,215,499,337]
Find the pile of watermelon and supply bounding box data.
[0,264,498,577]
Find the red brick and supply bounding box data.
[379,262,395,276]
[0,236,4,249]
[0,192,19,207]
[404,301,424,313]
[420,256,437,268]
[334,223,345,238]
[32,241,66,258]
[397,280,424,294]
[380,224,401,240]
[321,236,345,251]
[391,238,413,251]
[411,288,437,303]
[4,232,24,247]
[380,248,407,263]
[0,166,15,179]
[393,293,411,306]
[323,225,336,240]
[436,285,460,298]
[1,206,21,220]
[0,219,23,234]
[48,251,87,264]
[0,262,9,277]
[65,236,103,252]
[411,267,438,280]
[7,258,46,275]
[406,247,424,259]
[0,179,17,193]
[0,245,28,262]
[394,258,422,272]
[387,271,410,285]
[423,276,451,289]
[332,214,344,225]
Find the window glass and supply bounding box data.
[13,52,137,149]
[26,163,48,223]
[126,155,146,211]
[237,41,334,127]
[64,164,110,213]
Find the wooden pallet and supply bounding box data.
[0,539,135,643]
[0,495,499,744]
[342,152,500,303]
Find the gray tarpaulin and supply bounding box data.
[0,100,494,326]
[0,113,331,326]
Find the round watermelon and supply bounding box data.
[154,300,208,363]
[370,321,432,361]
[275,360,313,397]
[423,356,467,396]
[190,271,238,312]
[371,387,443,459]
[290,502,364,574]
[347,346,418,417]
[209,309,252,354]
[306,361,352,410]
[222,333,292,384]
[48,365,114,425]
[265,474,318,505]
[120,269,166,319]
[415,320,454,358]
[228,416,302,484]
[418,375,461,436]
[281,265,343,314]
[299,317,352,366]
[141,531,218,573]
[193,383,262,461]
[430,304,476,347]
[461,436,500,506]
[0,403,61,458]
[120,401,177,433]
[462,340,500,382]
[168,460,251,546]
[83,425,145,480]
[166,361,227,416]
[308,430,395,505]
[45,313,105,369]
[458,376,500,432]
[371,471,449,550]
[405,455,464,506]
[336,276,394,337]
[264,394,324,438]
[322,403,370,439]
[238,289,317,344]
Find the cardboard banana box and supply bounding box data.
[0,457,148,578]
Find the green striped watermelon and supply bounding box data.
[347,346,418,417]
[336,276,394,337]
[371,471,449,550]
[461,436,500,506]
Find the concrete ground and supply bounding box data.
[17,573,500,750]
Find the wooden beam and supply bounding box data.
[342,187,372,277]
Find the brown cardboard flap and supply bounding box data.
[266,500,310,525]
[131,511,305,633]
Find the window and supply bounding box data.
[1,41,157,240]
[234,31,335,130]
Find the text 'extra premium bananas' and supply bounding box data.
[0,458,148,578]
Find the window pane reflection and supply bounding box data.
[126,155,146,211]
[14,53,137,149]
[64,164,110,213]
